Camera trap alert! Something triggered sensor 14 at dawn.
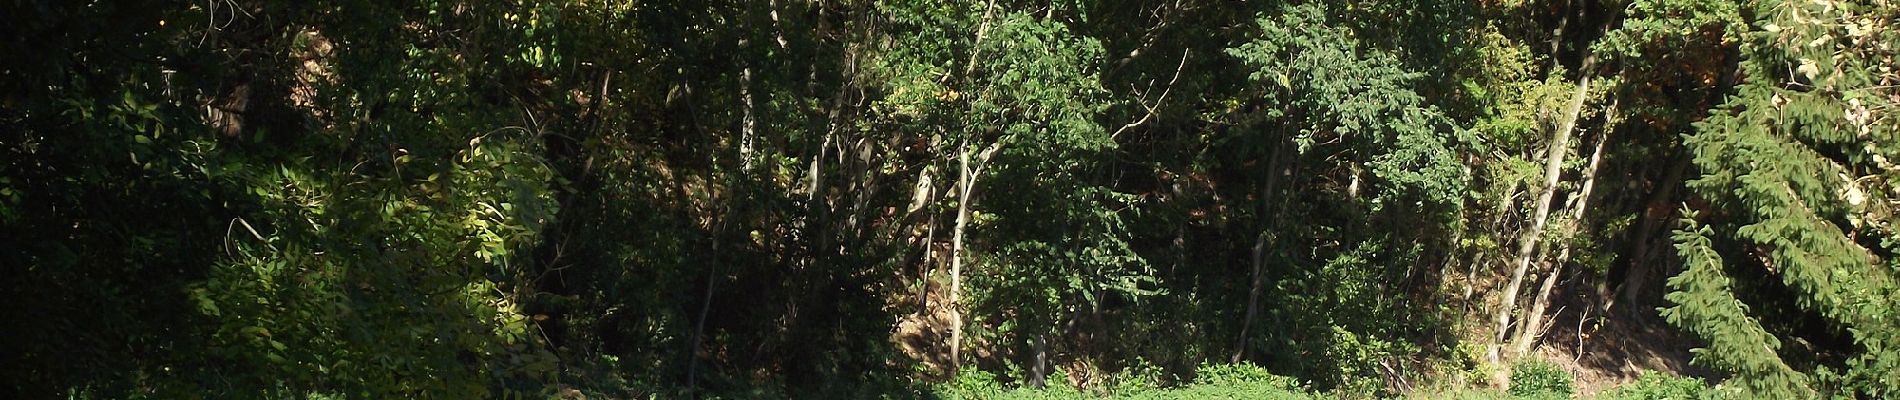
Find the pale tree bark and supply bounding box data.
[1492,58,1594,363]
[948,142,1000,372]
[963,0,997,78]
[920,174,939,313]
[1513,254,1563,354]
[1510,98,1614,355]
[947,1,999,372]
[1467,179,1524,306]
[739,46,757,170]
[1547,0,1573,66]
[949,147,969,372]
[766,0,789,49]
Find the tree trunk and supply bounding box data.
[1492,62,1592,363]
[687,224,721,398]
[678,76,719,398]
[948,142,1000,372]
[1510,100,1612,355]
[739,50,756,171]
[1028,333,1048,388]
[947,5,1000,369]
[963,0,998,78]
[1469,179,1524,306]
[920,211,938,310]
[1235,138,1289,363]
[1547,0,1573,68]
[1514,261,1563,354]
[1611,156,1689,315]
[949,144,972,372]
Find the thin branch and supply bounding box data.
[1112,49,1190,140]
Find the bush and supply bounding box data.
[1508,360,1573,399]
[932,363,1309,399]
[1107,359,1168,395]
[1120,382,1309,400]
[1599,372,1723,400]
[1415,388,1518,400]
[1193,362,1298,389]
[1136,363,1305,400]
[937,368,1009,399]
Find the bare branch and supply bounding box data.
[1112,49,1191,140]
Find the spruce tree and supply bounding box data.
[1668,0,1900,396]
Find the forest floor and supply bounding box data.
[1531,286,1708,396]
[895,255,1707,396]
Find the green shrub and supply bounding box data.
[1107,358,1168,395]
[1193,362,1300,389]
[937,368,1009,399]
[1148,363,1306,400]
[1120,382,1309,400]
[1413,388,1518,400]
[931,363,1310,399]
[1508,360,1573,399]
[1599,372,1723,400]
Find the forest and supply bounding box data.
[2,0,1897,398]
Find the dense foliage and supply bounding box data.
[2,0,1895,398]
[1665,0,1900,397]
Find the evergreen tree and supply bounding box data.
[1668,0,1900,396]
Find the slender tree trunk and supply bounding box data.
[1514,260,1563,354]
[766,0,789,49]
[1028,333,1048,388]
[1548,0,1573,67]
[910,163,938,311]
[687,225,721,398]
[963,0,997,78]
[739,45,756,171]
[949,144,971,372]
[678,75,719,399]
[1235,138,1288,363]
[921,210,938,310]
[947,142,1000,372]
[945,0,1002,370]
[1235,231,1269,363]
[1492,62,1593,363]
[1611,156,1689,315]
[1511,180,1588,356]
[1469,180,1524,305]
[1510,101,1612,354]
